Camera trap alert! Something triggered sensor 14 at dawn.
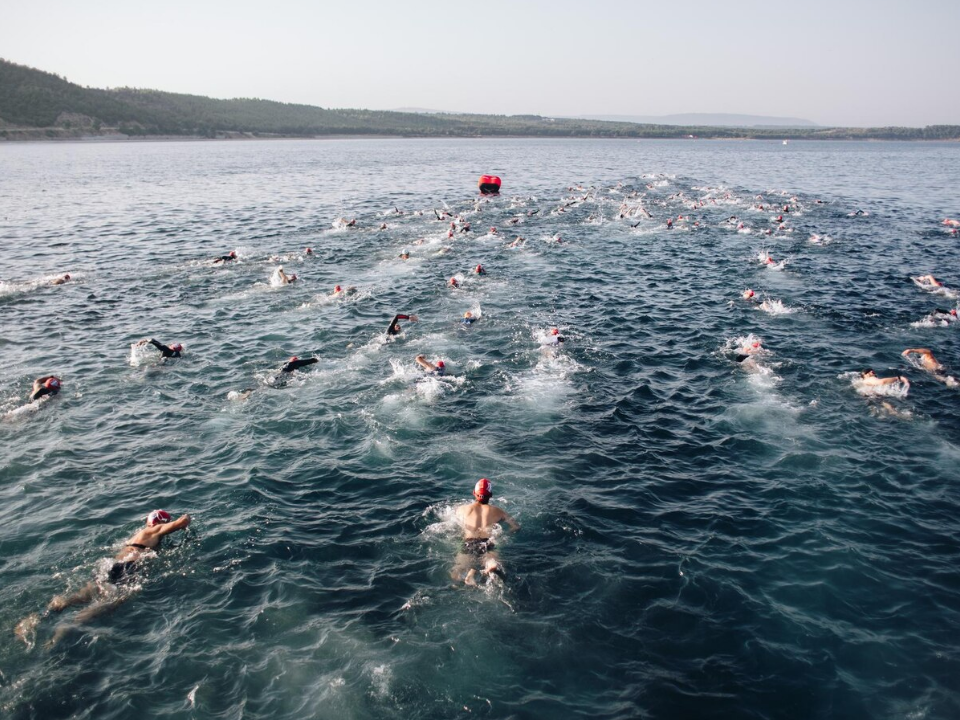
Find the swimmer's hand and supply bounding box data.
[409,315,419,322]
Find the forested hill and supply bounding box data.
[2,58,958,141]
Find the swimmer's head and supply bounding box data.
[147,509,172,526]
[229,251,237,258]
[752,341,760,348]
[474,477,492,503]
[289,356,298,363]
[464,311,473,318]
[861,369,875,378]
[551,327,559,335]
[305,247,313,254]
[171,343,183,353]
[44,377,60,389]
[743,289,755,299]
[289,274,297,282]
[63,274,71,281]
[436,360,445,369]
[475,264,483,273]
[952,309,958,317]
[334,285,342,293]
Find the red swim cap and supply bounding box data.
[45,377,60,389]
[474,478,492,498]
[171,343,183,352]
[64,274,71,280]
[335,285,342,292]
[551,327,559,335]
[305,247,313,253]
[147,509,171,526]
[229,251,237,257]
[752,341,760,348]
[289,356,298,362]
[952,309,958,316]
[436,360,445,368]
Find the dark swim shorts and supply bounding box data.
[107,560,138,585]
[462,538,495,556]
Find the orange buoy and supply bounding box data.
[478,175,501,195]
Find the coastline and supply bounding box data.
[2,131,958,145]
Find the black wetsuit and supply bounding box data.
[149,339,181,358]
[386,314,411,336]
[108,539,162,584]
[29,379,60,402]
[280,357,318,373]
[214,254,236,263]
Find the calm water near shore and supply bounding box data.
[1,138,959,719]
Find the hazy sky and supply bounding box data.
[2,0,957,127]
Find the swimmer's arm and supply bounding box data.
[157,514,192,535]
[148,339,172,354]
[499,510,520,532]
[414,355,435,372]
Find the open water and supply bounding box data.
[0,138,959,720]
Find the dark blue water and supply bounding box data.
[1,138,959,720]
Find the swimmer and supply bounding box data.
[379,223,388,231]
[489,227,498,235]
[507,236,525,248]
[542,327,565,348]
[901,349,956,386]
[399,249,410,260]
[942,219,960,228]
[474,264,486,275]
[448,277,460,289]
[451,478,519,586]
[386,313,418,336]
[860,369,909,387]
[280,356,319,374]
[213,250,237,264]
[304,247,314,255]
[733,341,764,364]
[16,509,191,648]
[334,218,357,228]
[51,274,71,286]
[461,311,477,325]
[913,275,943,287]
[459,223,471,233]
[332,284,357,296]
[925,308,959,324]
[135,338,183,358]
[273,266,297,284]
[29,376,62,402]
[742,289,757,301]
[415,354,445,376]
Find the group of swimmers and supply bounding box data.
[739,267,957,400]
[13,197,575,646]
[16,180,950,650]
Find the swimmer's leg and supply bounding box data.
[47,582,98,612]
[14,613,41,647]
[47,594,129,648]
[451,553,476,585]
[480,552,505,581]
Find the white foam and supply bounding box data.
[757,299,795,315]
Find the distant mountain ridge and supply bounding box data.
[2,58,957,142]
[567,113,819,128]
[395,110,818,128]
